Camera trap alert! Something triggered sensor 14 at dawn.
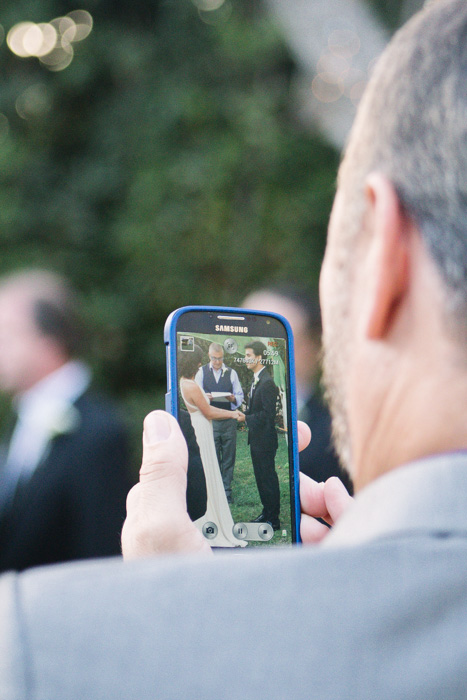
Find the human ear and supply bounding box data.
[364,172,410,340]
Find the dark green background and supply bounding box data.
[0,0,409,465]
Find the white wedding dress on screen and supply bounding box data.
[180,379,246,548]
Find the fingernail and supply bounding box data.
[144,411,172,444]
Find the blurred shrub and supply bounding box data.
[0,0,339,454]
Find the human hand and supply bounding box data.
[236,411,246,422]
[121,411,212,559]
[299,474,353,544]
[297,420,311,452]
[227,394,235,402]
[121,413,349,559]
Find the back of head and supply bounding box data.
[0,269,84,358]
[243,284,321,338]
[0,269,84,394]
[341,0,467,338]
[245,340,267,358]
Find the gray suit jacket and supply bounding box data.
[2,453,467,699]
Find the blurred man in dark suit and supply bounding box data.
[0,269,132,572]
[243,286,353,493]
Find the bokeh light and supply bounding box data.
[15,84,53,119]
[340,67,366,98]
[7,22,36,57]
[198,4,232,26]
[190,0,232,25]
[328,28,361,59]
[39,43,74,72]
[317,52,349,79]
[64,10,93,41]
[6,10,93,71]
[312,74,344,103]
[312,23,367,108]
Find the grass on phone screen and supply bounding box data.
[230,428,293,546]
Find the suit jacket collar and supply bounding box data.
[324,452,467,548]
[249,367,266,401]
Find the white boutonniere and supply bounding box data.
[33,399,81,439]
[221,367,227,377]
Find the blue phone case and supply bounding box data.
[164,305,301,544]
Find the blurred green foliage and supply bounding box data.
[0,0,341,452]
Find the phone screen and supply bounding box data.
[165,307,300,549]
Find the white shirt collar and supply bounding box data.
[210,362,227,373]
[16,360,91,419]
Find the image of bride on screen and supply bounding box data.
[178,345,247,548]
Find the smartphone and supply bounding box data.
[164,306,300,549]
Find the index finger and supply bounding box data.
[297,420,311,452]
[299,473,330,521]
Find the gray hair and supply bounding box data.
[341,0,467,328]
[208,342,223,355]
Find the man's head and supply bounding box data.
[0,269,83,395]
[208,343,224,370]
[244,341,267,374]
[242,286,322,395]
[320,0,467,487]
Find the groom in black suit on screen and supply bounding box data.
[237,341,280,529]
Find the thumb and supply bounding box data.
[122,411,210,558]
[140,410,188,484]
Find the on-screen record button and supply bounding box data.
[257,523,274,541]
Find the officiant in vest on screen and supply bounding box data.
[195,343,243,504]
